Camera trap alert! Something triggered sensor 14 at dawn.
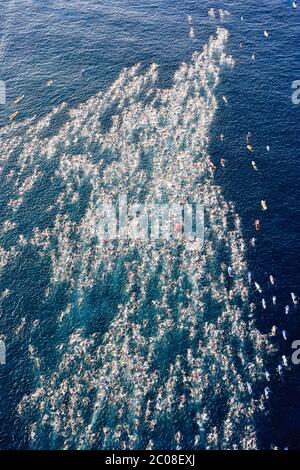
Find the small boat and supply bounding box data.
[228,266,234,277]
[14,95,24,104]
[189,27,195,39]
[269,275,275,285]
[265,371,270,381]
[255,282,262,293]
[247,382,252,394]
[264,387,270,399]
[251,54,256,61]
[282,355,288,367]
[293,1,297,8]
[9,111,19,121]
[264,30,269,38]
[271,325,277,336]
[291,292,298,304]
[251,161,258,171]
[222,96,228,105]
[247,272,252,284]
[262,298,267,309]
[250,237,256,247]
[246,132,252,143]
[247,144,254,152]
[282,330,287,341]
[277,364,283,376]
[266,145,270,151]
[272,296,276,305]
[255,219,260,231]
[220,158,226,167]
[261,200,268,211]
[47,79,54,87]
[285,305,290,315]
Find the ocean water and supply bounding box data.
[0,0,300,450]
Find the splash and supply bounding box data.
[1,28,275,450]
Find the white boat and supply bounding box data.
[282,355,288,367]
[277,364,283,376]
[262,299,266,309]
[228,266,234,277]
[282,330,287,341]
[222,96,228,105]
[285,305,290,315]
[291,292,297,304]
[255,282,262,293]
[261,200,268,211]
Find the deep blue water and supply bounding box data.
[0,0,300,450]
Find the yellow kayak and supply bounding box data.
[9,111,19,121]
[261,200,268,211]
